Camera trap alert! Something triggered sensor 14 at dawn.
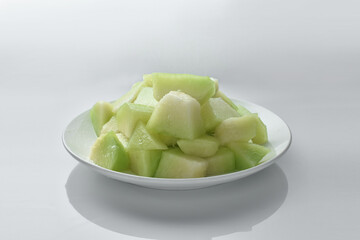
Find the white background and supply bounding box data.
[1,0,359,239]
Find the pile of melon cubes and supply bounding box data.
[90,73,270,178]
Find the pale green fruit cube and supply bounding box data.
[215,116,257,145]
[112,81,150,112]
[129,150,161,177]
[147,91,205,139]
[100,116,118,135]
[155,148,208,178]
[150,73,216,104]
[227,142,270,170]
[90,101,114,136]
[177,135,219,158]
[89,131,129,171]
[133,87,158,107]
[251,114,268,145]
[201,98,240,132]
[128,121,167,150]
[206,147,236,176]
[116,103,154,138]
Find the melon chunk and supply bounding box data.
[116,103,154,138]
[134,87,158,107]
[177,135,219,158]
[214,90,238,110]
[90,101,113,136]
[147,91,205,139]
[236,104,252,116]
[215,116,257,145]
[201,98,240,132]
[112,81,149,112]
[128,121,167,150]
[206,147,235,176]
[251,114,268,144]
[150,73,216,104]
[100,116,118,135]
[227,142,270,170]
[89,131,129,171]
[155,148,208,178]
[128,150,161,177]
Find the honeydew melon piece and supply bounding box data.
[210,77,219,94]
[89,131,129,171]
[147,91,205,139]
[150,73,216,104]
[134,87,158,107]
[154,148,208,178]
[128,121,167,150]
[214,90,238,110]
[90,101,114,136]
[215,116,257,145]
[227,142,270,170]
[177,135,219,158]
[100,116,118,135]
[206,147,236,176]
[236,104,252,116]
[112,81,149,112]
[128,150,161,177]
[251,114,268,144]
[116,103,154,138]
[143,74,153,86]
[201,98,240,132]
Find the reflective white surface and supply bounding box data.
[1,0,359,239]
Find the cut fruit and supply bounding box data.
[147,91,205,139]
[128,150,161,177]
[112,81,149,112]
[143,74,153,87]
[215,116,257,145]
[206,147,236,176]
[227,142,270,170]
[89,131,129,171]
[252,114,268,144]
[116,103,154,138]
[150,73,216,104]
[90,101,113,137]
[155,148,208,178]
[210,77,219,94]
[100,116,118,135]
[236,104,252,116]
[201,98,240,132]
[177,135,219,158]
[157,134,178,147]
[128,121,167,150]
[134,87,158,107]
[214,90,238,110]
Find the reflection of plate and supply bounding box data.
[62,99,291,190]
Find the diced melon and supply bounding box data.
[214,90,238,110]
[89,131,129,171]
[100,116,118,135]
[150,73,216,104]
[177,135,219,158]
[206,147,235,176]
[147,91,205,139]
[143,74,153,87]
[90,101,113,136]
[128,150,161,177]
[236,104,252,116]
[133,87,158,107]
[227,142,270,170]
[112,81,149,112]
[155,148,208,178]
[251,114,268,144]
[201,98,240,132]
[116,103,154,138]
[128,121,167,150]
[215,116,257,145]
[210,77,219,94]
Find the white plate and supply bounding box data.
[62,99,291,190]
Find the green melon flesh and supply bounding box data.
[112,81,149,112]
[227,142,270,170]
[215,116,257,145]
[201,98,240,132]
[214,90,238,110]
[89,131,129,171]
[128,150,161,177]
[133,87,158,107]
[150,73,216,104]
[143,74,153,86]
[116,103,154,138]
[128,121,167,150]
[251,114,268,144]
[206,147,236,176]
[155,148,208,178]
[100,116,118,135]
[157,134,178,146]
[90,101,114,137]
[147,91,205,139]
[177,135,219,158]
[236,104,252,116]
